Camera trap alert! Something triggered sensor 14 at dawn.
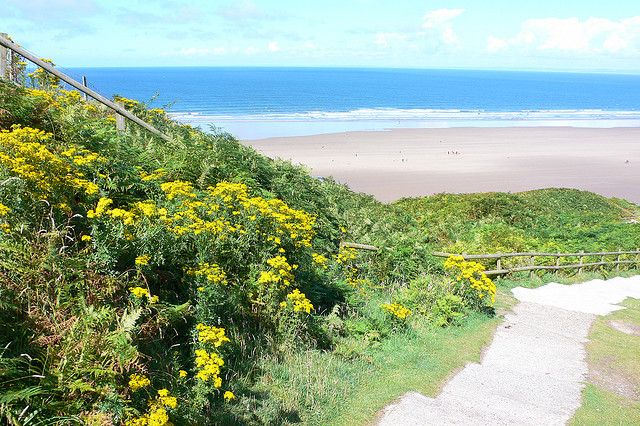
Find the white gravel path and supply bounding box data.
[377,276,640,426]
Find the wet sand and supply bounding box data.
[245,127,640,203]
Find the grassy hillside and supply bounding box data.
[1,69,638,425]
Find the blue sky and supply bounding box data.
[2,0,640,72]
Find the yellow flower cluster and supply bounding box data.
[148,108,167,117]
[188,263,227,285]
[283,289,314,314]
[27,59,60,88]
[87,181,316,254]
[194,349,225,386]
[125,389,177,426]
[224,391,236,402]
[0,126,100,199]
[0,203,9,233]
[87,198,164,226]
[156,389,177,409]
[139,168,166,182]
[60,145,106,167]
[335,246,357,264]
[160,180,196,200]
[128,373,151,391]
[135,255,151,266]
[206,182,316,247]
[258,256,298,288]
[381,303,412,320]
[87,198,138,225]
[114,95,140,110]
[196,324,230,347]
[312,253,328,269]
[444,255,496,304]
[129,287,159,303]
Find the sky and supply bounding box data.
[2,0,640,73]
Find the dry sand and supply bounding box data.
[245,127,640,203]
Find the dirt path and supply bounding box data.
[377,276,640,425]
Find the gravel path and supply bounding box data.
[377,276,640,425]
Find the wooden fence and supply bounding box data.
[0,33,171,142]
[432,250,640,276]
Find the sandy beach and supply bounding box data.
[246,127,640,203]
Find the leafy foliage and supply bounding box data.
[0,70,637,425]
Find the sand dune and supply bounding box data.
[246,127,640,203]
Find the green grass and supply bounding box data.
[325,313,501,426]
[571,298,640,425]
[248,301,510,426]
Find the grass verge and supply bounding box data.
[251,288,514,426]
[571,297,640,425]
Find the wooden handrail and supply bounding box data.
[340,241,379,251]
[432,250,640,259]
[434,249,640,276]
[0,34,172,142]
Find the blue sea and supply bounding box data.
[64,67,640,139]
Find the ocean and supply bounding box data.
[64,67,640,139]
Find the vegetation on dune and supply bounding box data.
[571,298,640,425]
[0,63,638,425]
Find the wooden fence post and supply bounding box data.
[82,76,88,101]
[616,248,621,272]
[578,250,584,274]
[0,33,8,80]
[555,254,560,275]
[529,255,535,279]
[115,101,126,132]
[496,256,502,272]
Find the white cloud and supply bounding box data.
[268,41,280,52]
[175,47,226,57]
[422,8,465,29]
[487,36,508,53]
[488,16,640,54]
[421,8,465,46]
[218,0,266,21]
[374,32,408,47]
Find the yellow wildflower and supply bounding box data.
[129,287,149,299]
[135,255,151,266]
[194,349,225,385]
[224,391,236,402]
[284,289,314,314]
[128,373,151,391]
[196,323,230,347]
[312,253,328,268]
[381,303,412,320]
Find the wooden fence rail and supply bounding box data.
[432,250,640,276]
[0,33,172,142]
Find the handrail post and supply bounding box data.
[555,254,560,276]
[115,101,126,133]
[616,248,621,272]
[0,33,8,80]
[578,250,584,274]
[496,256,502,272]
[82,75,88,101]
[529,255,535,279]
